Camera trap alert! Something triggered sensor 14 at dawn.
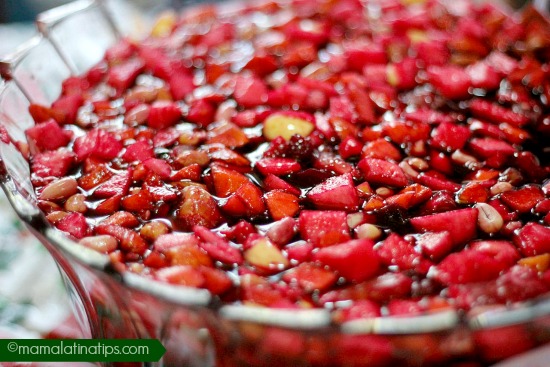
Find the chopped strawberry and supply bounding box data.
[73,129,123,161]
[155,265,205,287]
[282,262,338,292]
[410,208,478,246]
[233,182,266,217]
[122,140,154,162]
[153,232,200,252]
[200,266,233,295]
[266,217,297,246]
[143,158,172,180]
[107,58,144,93]
[466,61,501,91]
[186,98,216,127]
[416,231,453,261]
[147,101,182,129]
[469,98,530,127]
[500,185,545,214]
[169,70,195,101]
[313,239,380,282]
[31,149,76,178]
[51,94,84,125]
[210,164,250,197]
[206,122,249,148]
[55,212,90,239]
[468,137,516,160]
[256,158,301,176]
[263,174,301,196]
[233,75,268,108]
[299,210,351,247]
[469,240,520,268]
[430,121,471,151]
[426,65,471,100]
[265,190,300,220]
[193,225,243,265]
[377,233,433,274]
[306,173,360,211]
[513,223,550,257]
[358,157,408,187]
[25,119,71,153]
[432,249,507,285]
[361,138,402,161]
[177,186,223,230]
[94,170,132,198]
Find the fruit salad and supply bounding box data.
[17,0,550,325]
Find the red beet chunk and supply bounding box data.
[358,157,408,187]
[306,173,360,211]
[147,101,182,129]
[410,208,478,246]
[31,149,76,178]
[299,210,351,247]
[73,129,123,161]
[513,222,550,257]
[313,239,380,283]
[25,119,71,153]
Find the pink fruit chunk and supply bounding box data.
[416,231,453,261]
[263,174,301,196]
[469,98,529,127]
[73,129,123,161]
[285,240,313,263]
[193,225,243,265]
[169,70,195,101]
[255,158,301,176]
[469,240,520,268]
[299,210,351,247]
[426,65,471,100]
[417,172,461,193]
[153,232,200,252]
[147,101,182,129]
[51,94,84,125]
[185,99,216,127]
[410,208,478,246]
[233,76,268,108]
[143,158,172,180]
[313,239,380,282]
[94,169,132,198]
[432,249,507,285]
[494,265,550,303]
[468,138,516,160]
[25,119,71,153]
[430,121,471,151]
[376,233,433,274]
[513,222,550,257]
[466,61,501,91]
[122,140,154,162]
[107,58,144,93]
[500,185,545,214]
[358,157,408,187]
[31,149,76,178]
[282,262,337,292]
[155,265,205,287]
[55,212,90,239]
[306,173,360,211]
[344,41,387,71]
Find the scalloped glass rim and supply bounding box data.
[1,0,550,336]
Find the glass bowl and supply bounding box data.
[1,0,550,366]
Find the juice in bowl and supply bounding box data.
[1,0,550,366]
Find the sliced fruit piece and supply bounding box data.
[264,190,300,220]
[410,208,478,246]
[416,231,453,261]
[299,210,351,247]
[358,157,408,187]
[500,185,545,214]
[376,233,432,274]
[94,170,132,198]
[244,236,289,273]
[122,140,154,162]
[256,158,301,176]
[468,137,515,160]
[95,224,148,254]
[431,121,471,151]
[193,225,243,265]
[263,112,315,141]
[25,119,71,153]
[313,239,380,282]
[147,101,182,129]
[282,262,338,292]
[210,164,250,198]
[306,173,360,211]
[426,65,471,100]
[469,98,529,127]
[432,249,507,285]
[155,265,205,287]
[513,222,550,257]
[55,212,90,239]
[176,185,223,230]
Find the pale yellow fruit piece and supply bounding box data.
[244,238,289,270]
[263,113,314,141]
[151,11,177,38]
